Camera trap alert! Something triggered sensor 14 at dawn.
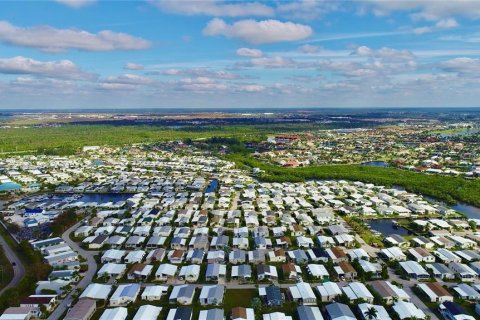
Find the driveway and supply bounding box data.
[48,219,97,320]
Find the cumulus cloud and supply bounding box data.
[55,0,95,8]
[353,46,416,62]
[236,47,263,58]
[177,76,228,92]
[124,63,144,70]
[0,56,97,81]
[203,18,312,44]
[240,84,265,92]
[439,57,480,74]
[151,0,274,17]
[103,74,155,85]
[276,0,339,20]
[0,21,151,53]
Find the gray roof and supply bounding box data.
[325,303,355,319]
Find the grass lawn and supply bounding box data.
[223,289,257,313]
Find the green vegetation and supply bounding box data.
[227,153,480,207]
[0,230,52,312]
[0,248,13,292]
[223,289,257,312]
[0,123,322,155]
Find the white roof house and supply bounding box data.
[97,263,127,279]
[342,282,374,303]
[393,301,426,319]
[358,303,391,320]
[141,286,169,301]
[79,284,112,300]
[263,312,293,320]
[132,305,162,320]
[307,264,329,279]
[316,282,342,302]
[99,307,128,320]
[289,282,317,305]
[109,283,140,306]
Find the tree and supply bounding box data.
[251,297,262,311]
[364,306,378,320]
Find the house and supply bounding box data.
[101,249,126,264]
[369,280,410,305]
[145,248,166,263]
[263,313,293,320]
[231,265,252,281]
[357,303,391,320]
[334,261,357,281]
[297,236,314,248]
[207,251,225,264]
[231,307,255,320]
[393,301,426,320]
[97,263,127,280]
[20,295,56,317]
[324,303,356,320]
[408,247,435,263]
[342,282,374,303]
[99,308,128,320]
[127,264,153,280]
[109,284,140,306]
[257,264,278,281]
[316,282,342,302]
[229,250,247,264]
[178,265,201,282]
[132,305,162,320]
[385,234,409,248]
[199,285,225,305]
[399,261,430,280]
[379,247,407,261]
[169,285,196,305]
[168,249,185,264]
[199,309,224,320]
[141,286,169,301]
[435,249,462,264]
[439,301,476,320]
[426,263,455,280]
[448,262,477,282]
[297,306,324,320]
[417,282,453,303]
[259,285,283,306]
[248,250,266,264]
[289,282,317,305]
[282,263,302,280]
[155,263,178,281]
[205,263,227,281]
[453,284,480,300]
[79,284,112,301]
[323,247,348,263]
[288,249,309,264]
[0,307,35,320]
[166,307,192,320]
[268,248,286,263]
[124,250,145,264]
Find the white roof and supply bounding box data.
[393,301,425,320]
[142,286,169,299]
[263,312,293,320]
[307,264,329,277]
[97,263,126,276]
[289,282,316,300]
[358,303,391,320]
[99,307,128,320]
[155,264,177,276]
[317,282,342,297]
[79,283,112,300]
[132,305,161,320]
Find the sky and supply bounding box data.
[1,0,480,109]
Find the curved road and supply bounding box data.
[0,230,25,295]
[48,219,97,320]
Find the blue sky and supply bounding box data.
[1,0,480,109]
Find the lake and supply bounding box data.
[362,161,389,167]
[452,202,480,220]
[365,219,411,236]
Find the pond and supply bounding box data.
[362,161,389,167]
[0,182,22,191]
[452,202,480,220]
[440,128,480,137]
[365,219,411,236]
[205,179,219,193]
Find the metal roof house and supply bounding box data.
[199,285,225,306]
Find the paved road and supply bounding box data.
[48,219,97,320]
[0,229,25,295]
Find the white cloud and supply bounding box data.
[203,18,312,44]
[236,47,263,58]
[151,0,274,17]
[435,18,459,28]
[0,56,97,81]
[55,0,95,8]
[365,0,480,21]
[298,44,321,54]
[0,21,151,53]
[103,74,155,85]
[439,57,480,74]
[354,46,416,62]
[124,63,145,70]
[158,68,240,80]
[276,0,338,20]
[238,56,296,68]
[241,84,265,92]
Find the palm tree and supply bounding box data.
[364,307,378,320]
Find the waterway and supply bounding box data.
[365,219,411,236]
[452,202,480,220]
